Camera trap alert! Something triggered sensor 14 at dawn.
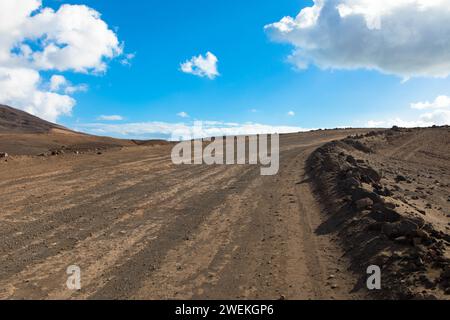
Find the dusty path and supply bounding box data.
[0,130,368,300]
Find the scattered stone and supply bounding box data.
[355,198,374,210]
[351,189,381,203]
[0,152,8,158]
[395,175,407,183]
[346,155,357,165]
[342,177,360,190]
[382,220,419,239]
[394,236,410,245]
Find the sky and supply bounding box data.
[1,0,450,140]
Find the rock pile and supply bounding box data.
[307,134,450,299]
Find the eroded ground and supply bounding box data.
[0,130,369,300]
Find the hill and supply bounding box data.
[0,104,136,155]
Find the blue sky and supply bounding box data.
[2,0,450,139]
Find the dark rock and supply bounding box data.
[419,275,435,289]
[382,220,419,239]
[343,139,373,153]
[359,167,381,183]
[377,187,393,196]
[418,209,426,215]
[394,236,411,245]
[346,155,357,165]
[442,267,450,280]
[351,189,381,203]
[413,229,431,241]
[368,222,384,232]
[341,177,361,190]
[369,207,401,223]
[355,198,374,210]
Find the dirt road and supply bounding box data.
[0,130,368,300]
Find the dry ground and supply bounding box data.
[308,127,450,299]
[0,129,371,300]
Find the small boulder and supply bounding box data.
[346,155,357,165]
[355,198,374,210]
[0,152,8,158]
[342,177,361,190]
[359,167,381,183]
[351,188,381,203]
[369,207,401,223]
[382,220,419,239]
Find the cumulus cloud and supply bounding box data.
[49,75,68,92]
[419,110,450,125]
[79,120,308,140]
[265,0,450,78]
[0,0,123,122]
[287,111,295,116]
[0,67,75,122]
[366,95,450,127]
[411,95,450,110]
[180,52,219,79]
[97,115,124,121]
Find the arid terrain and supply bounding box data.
[308,127,450,299]
[0,105,449,300]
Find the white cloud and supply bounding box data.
[97,115,124,121]
[24,4,122,73]
[79,120,308,140]
[50,75,68,92]
[366,94,450,127]
[0,0,123,122]
[287,111,295,116]
[177,112,189,118]
[366,112,450,128]
[64,84,88,95]
[50,75,88,94]
[0,67,75,122]
[265,0,450,78]
[411,95,450,110]
[120,53,136,66]
[419,109,450,125]
[180,52,219,79]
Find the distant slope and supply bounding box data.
[0,104,137,155]
[0,104,69,134]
